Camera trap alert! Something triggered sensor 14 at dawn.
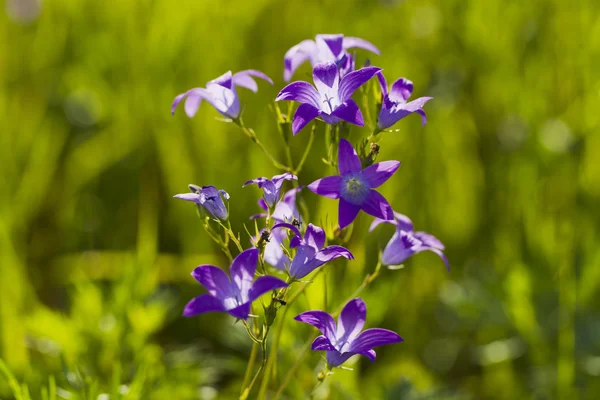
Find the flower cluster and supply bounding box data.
[171,33,448,396]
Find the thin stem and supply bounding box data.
[309,366,332,399]
[294,124,315,175]
[241,325,270,400]
[235,118,289,171]
[217,220,243,253]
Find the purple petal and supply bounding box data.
[204,83,240,119]
[331,99,364,126]
[294,310,337,340]
[377,96,433,130]
[361,161,401,188]
[428,247,451,271]
[348,328,404,353]
[381,230,416,266]
[248,276,288,302]
[271,222,302,240]
[312,335,336,351]
[338,66,381,102]
[316,34,345,58]
[312,61,340,96]
[338,198,361,229]
[376,72,388,96]
[191,265,231,299]
[289,245,318,279]
[173,193,202,203]
[292,103,320,135]
[227,302,251,320]
[209,71,233,89]
[314,246,354,264]
[361,190,393,220]
[264,230,289,271]
[326,351,354,367]
[304,223,326,250]
[336,298,366,348]
[369,211,414,233]
[284,39,317,82]
[389,78,413,103]
[337,138,362,175]
[173,88,210,117]
[360,349,376,362]
[272,187,302,222]
[272,172,297,191]
[413,231,445,250]
[308,175,341,199]
[183,294,225,317]
[342,36,381,55]
[232,69,273,92]
[230,248,259,297]
[275,81,320,109]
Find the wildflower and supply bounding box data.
[308,138,399,229]
[376,72,432,131]
[243,172,297,208]
[370,212,449,270]
[284,34,380,81]
[174,184,230,220]
[183,248,288,320]
[276,62,381,134]
[269,222,353,279]
[295,298,403,367]
[171,70,273,120]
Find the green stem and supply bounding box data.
[235,118,289,171]
[294,124,315,175]
[240,342,258,395]
[240,326,269,400]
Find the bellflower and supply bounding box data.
[370,212,449,270]
[284,34,380,81]
[243,172,297,208]
[183,248,288,320]
[269,222,353,279]
[174,184,230,220]
[276,62,381,134]
[308,138,399,229]
[377,72,433,131]
[295,298,403,367]
[171,69,273,120]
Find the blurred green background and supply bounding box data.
[1,0,599,398]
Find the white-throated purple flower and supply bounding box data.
[376,72,433,131]
[268,222,353,279]
[370,212,449,270]
[171,69,273,120]
[283,34,380,81]
[308,138,399,229]
[276,62,381,134]
[183,248,288,320]
[295,298,403,367]
[174,184,230,220]
[243,172,297,208]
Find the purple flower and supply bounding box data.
[370,212,449,270]
[276,62,381,134]
[308,138,399,229]
[174,184,230,220]
[268,222,353,279]
[243,172,297,208]
[172,70,273,120]
[377,72,433,131]
[295,298,403,367]
[284,34,380,81]
[183,248,288,320]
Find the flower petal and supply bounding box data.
[271,222,302,240]
[413,231,445,250]
[272,172,297,190]
[209,71,233,89]
[381,230,416,266]
[326,351,354,367]
[205,83,240,119]
[369,211,414,233]
[308,175,341,199]
[272,187,302,222]
[183,294,225,317]
[361,161,401,188]
[275,81,320,109]
[425,247,450,271]
[360,349,377,362]
[338,66,381,101]
[173,193,202,203]
[378,96,433,130]
[230,248,259,298]
[292,103,320,135]
[337,138,362,175]
[304,223,326,250]
[232,69,273,92]
[316,34,345,58]
[289,244,318,279]
[312,61,340,97]
[294,310,337,340]
[227,302,251,320]
[343,36,381,55]
[339,198,361,229]
[361,190,393,220]
[314,246,354,264]
[284,39,317,81]
[291,245,352,279]
[389,77,413,103]
[331,99,364,126]
[312,335,336,351]
[349,328,404,353]
[248,276,288,302]
[191,265,231,299]
[376,72,388,96]
[336,298,366,349]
